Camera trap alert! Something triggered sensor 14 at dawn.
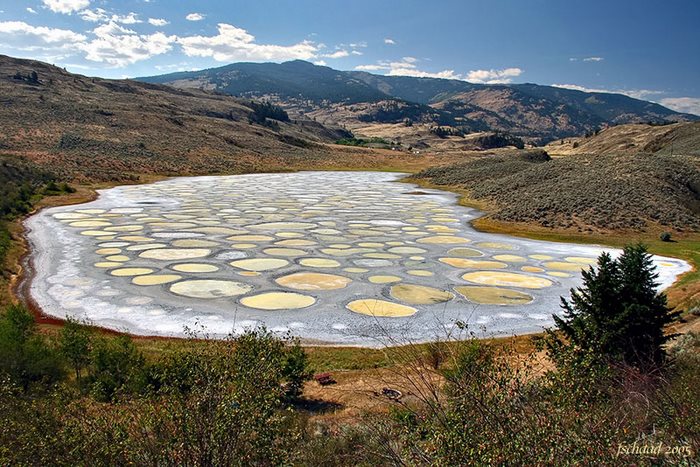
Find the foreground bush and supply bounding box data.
[328,338,698,465]
[0,305,64,391]
[0,322,312,465]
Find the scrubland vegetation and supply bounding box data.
[1,245,697,465]
[0,156,73,268]
[415,150,700,232]
[335,136,393,148]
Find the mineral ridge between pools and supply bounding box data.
[26,171,692,346]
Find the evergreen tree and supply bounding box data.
[547,244,678,369]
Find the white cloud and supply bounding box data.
[659,97,700,116]
[582,56,604,62]
[81,21,175,66]
[148,18,169,27]
[384,38,395,45]
[27,7,38,14]
[618,89,664,100]
[178,23,318,62]
[323,49,348,59]
[41,0,90,14]
[351,50,362,55]
[0,20,86,50]
[79,9,141,24]
[388,64,460,79]
[354,64,386,71]
[313,60,327,66]
[185,12,204,21]
[354,57,463,79]
[354,59,523,83]
[113,12,140,24]
[551,84,700,115]
[552,84,664,100]
[79,8,108,22]
[466,67,522,84]
[551,83,608,93]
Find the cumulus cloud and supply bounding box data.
[27,7,38,14]
[354,57,463,79]
[41,0,90,14]
[659,97,700,116]
[0,20,86,51]
[552,84,664,100]
[178,23,318,62]
[79,8,108,22]
[79,9,141,24]
[185,12,205,21]
[113,12,140,24]
[551,84,700,115]
[551,83,607,93]
[466,67,522,84]
[82,21,175,66]
[323,49,349,59]
[388,61,461,79]
[354,64,386,71]
[313,60,327,66]
[354,58,524,83]
[148,18,169,27]
[384,38,395,44]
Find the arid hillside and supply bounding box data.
[414,149,700,233]
[545,122,700,156]
[0,55,444,182]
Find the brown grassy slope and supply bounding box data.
[413,150,700,233]
[0,55,450,182]
[545,122,700,156]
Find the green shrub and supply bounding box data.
[86,335,147,402]
[660,231,672,242]
[0,305,65,391]
[59,317,92,386]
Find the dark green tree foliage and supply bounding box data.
[0,156,72,268]
[282,340,311,400]
[475,131,526,149]
[0,305,64,390]
[548,244,679,368]
[248,100,290,124]
[74,327,310,465]
[59,318,91,385]
[86,335,147,402]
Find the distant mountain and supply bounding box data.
[139,60,697,142]
[141,60,387,103]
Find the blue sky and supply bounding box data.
[1,0,699,114]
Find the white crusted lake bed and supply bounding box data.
[25,171,691,346]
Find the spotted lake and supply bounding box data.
[26,172,690,346]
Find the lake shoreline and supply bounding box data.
[22,171,691,347]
